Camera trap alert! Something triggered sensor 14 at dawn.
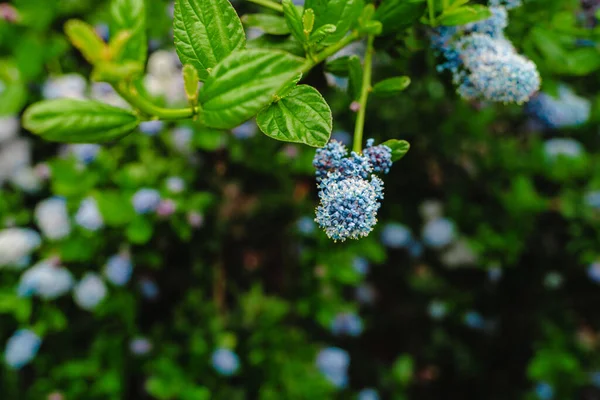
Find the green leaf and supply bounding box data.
[392,354,414,386]
[375,0,426,34]
[438,5,492,26]
[325,56,351,76]
[91,61,144,82]
[110,0,147,64]
[108,31,133,61]
[94,191,135,226]
[309,24,337,46]
[242,14,290,35]
[361,20,382,35]
[372,76,411,96]
[381,139,410,161]
[22,99,140,143]
[198,49,305,129]
[565,48,600,76]
[173,0,246,81]
[193,127,226,150]
[64,19,107,64]
[282,0,306,44]
[347,55,363,101]
[257,84,332,147]
[126,216,153,244]
[277,73,303,98]
[303,9,315,34]
[183,64,200,104]
[305,0,364,45]
[247,35,305,57]
[0,60,27,116]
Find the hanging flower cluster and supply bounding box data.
[431,0,540,104]
[313,139,392,241]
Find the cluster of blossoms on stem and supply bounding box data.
[313,139,392,241]
[430,0,540,104]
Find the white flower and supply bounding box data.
[0,116,19,143]
[0,139,32,185]
[75,197,103,231]
[34,197,71,240]
[0,228,41,267]
[18,260,73,300]
[73,273,107,311]
[42,74,87,100]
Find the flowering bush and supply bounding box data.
[2,0,600,398]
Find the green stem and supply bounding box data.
[352,35,374,154]
[300,31,361,74]
[114,82,198,120]
[427,0,437,27]
[246,0,283,12]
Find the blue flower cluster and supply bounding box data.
[316,347,350,388]
[313,139,392,241]
[526,85,591,129]
[431,2,540,103]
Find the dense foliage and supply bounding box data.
[2,0,600,399]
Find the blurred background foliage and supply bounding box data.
[2,0,600,399]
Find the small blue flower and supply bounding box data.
[428,300,448,320]
[165,176,185,194]
[211,348,240,376]
[4,329,41,369]
[130,337,152,356]
[464,311,485,330]
[488,266,503,283]
[590,371,600,388]
[42,74,87,100]
[535,382,554,400]
[0,228,41,267]
[490,0,522,9]
[316,347,350,389]
[73,273,107,311]
[232,120,257,139]
[543,138,584,160]
[422,218,456,248]
[75,197,104,231]
[407,240,424,258]
[331,312,364,337]
[313,140,348,181]
[527,85,590,129]
[358,388,380,400]
[465,6,508,38]
[315,174,383,242]
[364,139,393,174]
[352,257,370,276]
[355,284,376,305]
[139,277,159,300]
[338,152,373,180]
[171,126,193,151]
[132,188,161,214]
[104,254,133,286]
[94,23,110,41]
[69,144,101,164]
[585,191,600,209]
[34,197,71,240]
[139,120,164,136]
[381,223,412,248]
[296,216,316,235]
[588,262,600,283]
[17,260,73,300]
